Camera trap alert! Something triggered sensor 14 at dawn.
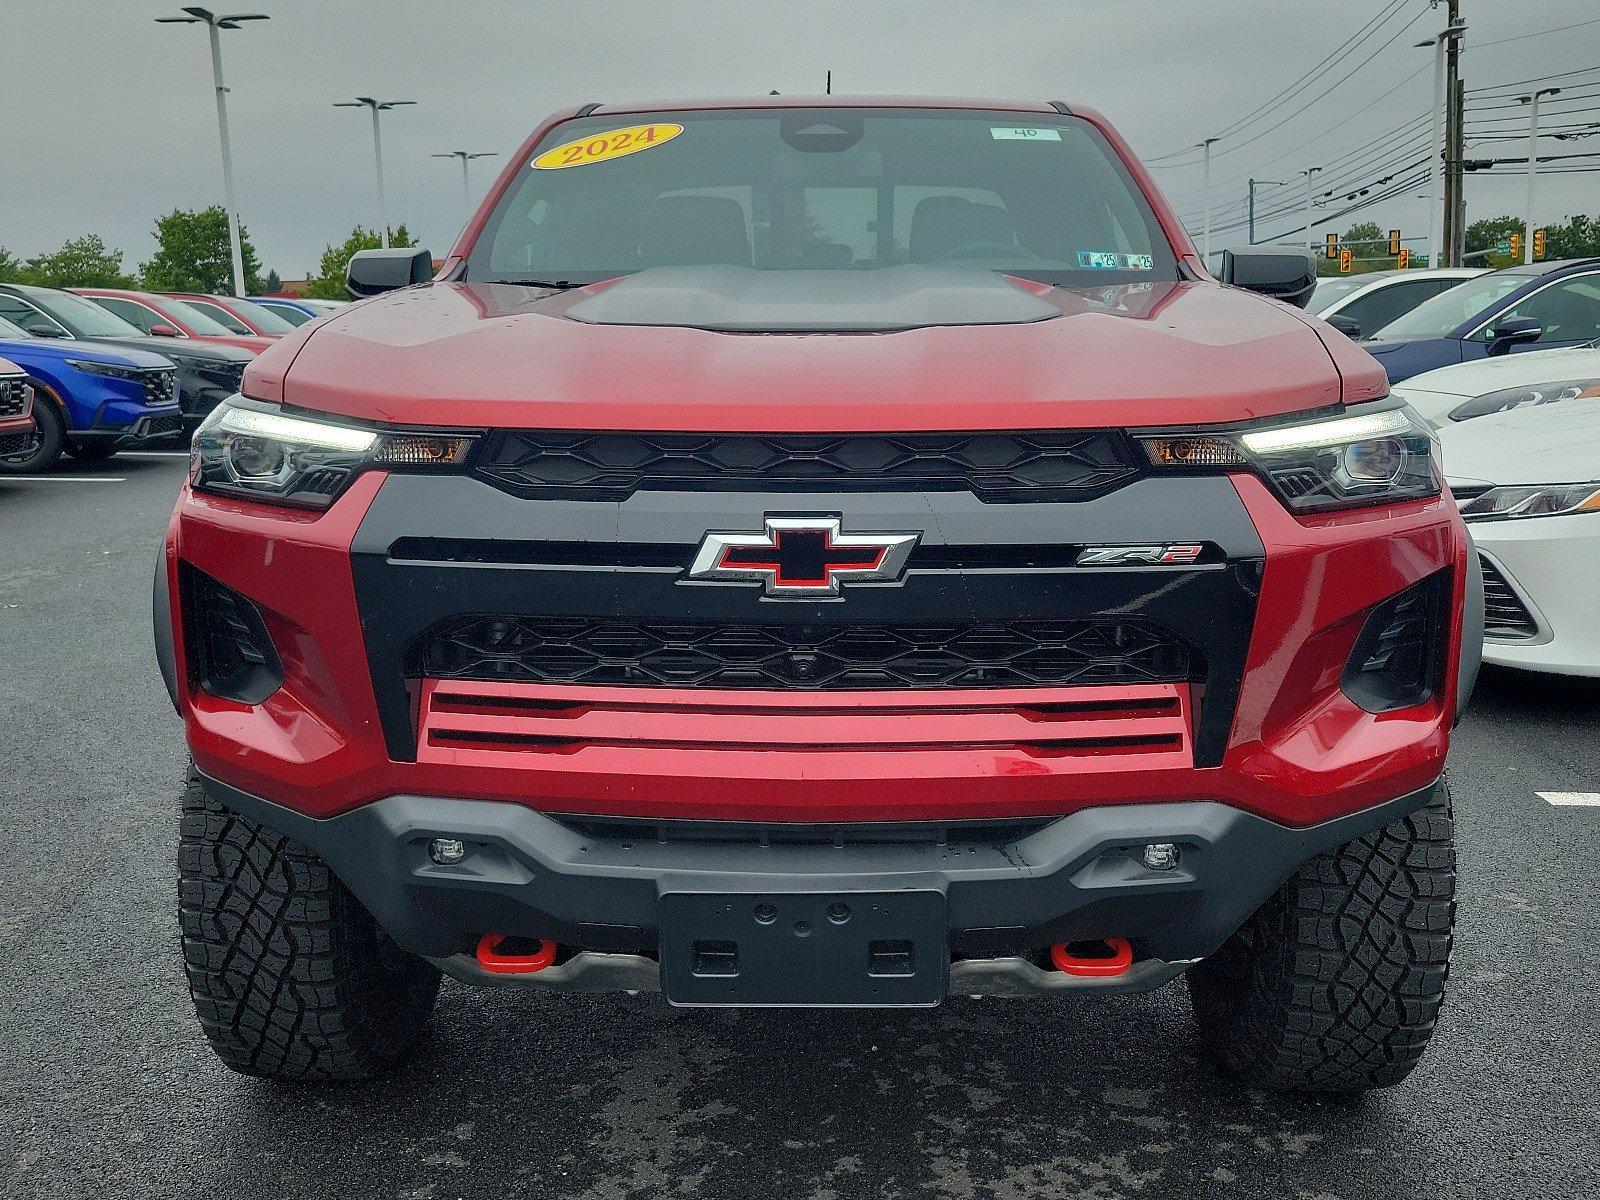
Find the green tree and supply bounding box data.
[301,224,417,300]
[1342,221,1384,249]
[1543,213,1600,260]
[140,206,264,294]
[264,268,282,293]
[0,247,23,282]
[1466,215,1526,269]
[19,234,136,287]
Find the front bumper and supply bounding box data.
[1473,513,1600,677]
[76,406,185,445]
[199,769,1444,1001]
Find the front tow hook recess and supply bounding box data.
[475,934,558,975]
[1050,937,1134,977]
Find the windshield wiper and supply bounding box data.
[504,278,580,290]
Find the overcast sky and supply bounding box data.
[2,0,1596,278]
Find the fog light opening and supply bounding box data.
[1142,842,1180,871]
[428,837,469,865]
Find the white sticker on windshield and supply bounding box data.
[990,127,1061,141]
[1077,251,1155,271]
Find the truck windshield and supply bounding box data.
[468,108,1177,288]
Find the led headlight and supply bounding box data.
[1457,482,1600,522]
[1448,378,1600,423]
[67,359,146,381]
[1138,405,1440,514]
[192,396,474,509]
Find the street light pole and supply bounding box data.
[1416,18,1466,269]
[431,151,498,217]
[1301,166,1323,249]
[336,97,417,248]
[1520,88,1561,264]
[1199,137,1219,265]
[156,7,269,297]
[1247,179,1286,246]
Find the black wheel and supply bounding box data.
[65,441,118,463]
[0,396,64,473]
[1187,784,1455,1093]
[178,770,441,1081]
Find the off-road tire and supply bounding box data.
[1187,784,1455,1093]
[178,770,441,1081]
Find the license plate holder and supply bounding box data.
[659,890,948,1007]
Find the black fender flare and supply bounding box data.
[153,546,180,714]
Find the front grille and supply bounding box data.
[139,367,178,406]
[421,616,1193,690]
[1479,555,1539,640]
[202,360,247,389]
[472,430,1142,503]
[0,376,27,418]
[0,429,36,459]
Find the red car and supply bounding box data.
[0,355,38,461]
[157,97,1480,1091]
[159,292,299,339]
[74,289,273,355]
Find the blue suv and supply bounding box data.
[1362,258,1600,382]
[0,313,182,472]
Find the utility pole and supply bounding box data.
[156,8,269,297]
[1442,0,1464,266]
[1247,179,1286,245]
[336,97,417,248]
[1199,138,1219,265]
[1520,88,1560,264]
[1416,14,1465,269]
[1301,166,1324,249]
[431,151,497,217]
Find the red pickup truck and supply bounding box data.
[157,96,1480,1091]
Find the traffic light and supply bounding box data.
[1398,248,1411,269]
[1325,233,1339,260]
[1510,233,1523,260]
[1340,248,1353,273]
[1534,228,1547,259]
[1388,229,1402,256]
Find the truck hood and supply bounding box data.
[259,273,1379,432]
[1442,399,1600,487]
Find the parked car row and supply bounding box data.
[0,283,342,472]
[1308,257,1600,383]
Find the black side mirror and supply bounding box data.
[346,247,434,298]
[1487,316,1543,357]
[28,324,68,338]
[1219,246,1318,309]
[1326,314,1363,340]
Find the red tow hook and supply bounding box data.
[475,934,558,975]
[1050,937,1134,977]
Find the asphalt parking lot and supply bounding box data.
[3,453,1598,1200]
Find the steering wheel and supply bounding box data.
[934,239,1043,262]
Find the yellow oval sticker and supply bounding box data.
[531,123,683,170]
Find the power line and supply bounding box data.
[1475,18,1600,50]
[1143,0,1421,162]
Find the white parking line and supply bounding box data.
[2,476,127,483]
[1537,792,1600,807]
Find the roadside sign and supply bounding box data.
[1496,238,1512,255]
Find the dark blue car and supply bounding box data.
[0,313,182,472]
[1361,258,1600,383]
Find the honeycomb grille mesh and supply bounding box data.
[472,430,1141,502]
[421,616,1192,690]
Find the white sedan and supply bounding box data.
[1392,344,1600,427]
[1310,268,1484,340]
[1442,398,1600,676]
